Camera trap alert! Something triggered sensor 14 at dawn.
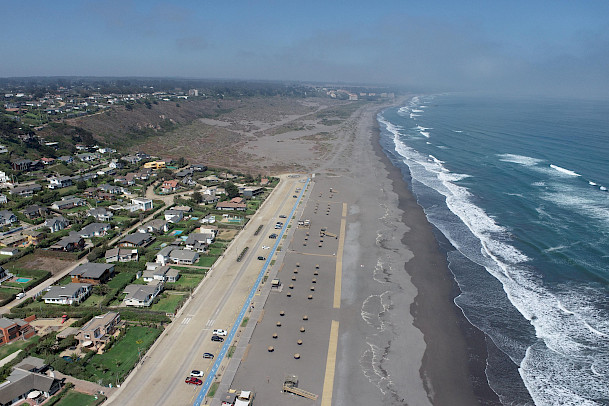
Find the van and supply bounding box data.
[16,293,25,300]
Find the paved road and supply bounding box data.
[104,174,306,406]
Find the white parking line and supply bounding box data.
[182,317,191,325]
[205,319,214,328]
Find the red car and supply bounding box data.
[185,377,203,385]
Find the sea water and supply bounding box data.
[378,94,609,406]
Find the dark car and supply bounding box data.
[211,335,224,342]
[269,233,277,239]
[203,352,215,359]
[185,377,203,385]
[257,256,265,261]
[279,215,287,218]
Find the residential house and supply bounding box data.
[45,216,68,232]
[49,234,84,252]
[0,360,62,406]
[164,209,183,223]
[43,283,92,305]
[169,249,199,265]
[0,145,8,154]
[122,282,163,307]
[0,266,13,284]
[114,173,136,186]
[175,168,194,178]
[173,205,192,213]
[40,157,56,165]
[161,179,179,193]
[69,263,115,285]
[98,147,116,154]
[191,164,207,172]
[22,204,48,219]
[143,160,166,170]
[0,194,6,205]
[0,317,36,346]
[134,168,152,181]
[165,267,180,282]
[47,176,72,189]
[118,232,155,248]
[199,225,218,237]
[216,201,247,211]
[142,265,179,282]
[0,210,17,226]
[201,194,219,205]
[0,171,8,183]
[76,152,99,162]
[0,247,18,256]
[137,219,169,234]
[121,155,141,165]
[9,184,42,197]
[200,215,216,224]
[109,159,123,169]
[75,312,121,347]
[155,246,173,266]
[131,198,153,211]
[51,196,85,211]
[184,233,214,252]
[57,155,74,164]
[75,223,111,238]
[88,207,113,221]
[10,159,33,171]
[105,247,138,263]
[243,186,265,198]
[23,229,43,246]
[98,184,123,195]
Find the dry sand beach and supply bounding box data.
[216,99,493,405]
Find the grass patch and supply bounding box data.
[84,325,161,386]
[55,390,99,406]
[241,317,249,327]
[150,293,186,313]
[197,255,219,267]
[81,294,104,307]
[227,345,236,358]
[167,274,204,289]
[107,272,135,290]
[208,381,220,397]
[0,336,40,360]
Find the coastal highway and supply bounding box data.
[104,174,307,406]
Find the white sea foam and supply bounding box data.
[532,181,546,187]
[379,114,609,405]
[600,186,607,191]
[415,125,432,131]
[420,131,430,138]
[411,109,424,113]
[589,181,597,186]
[550,164,581,177]
[454,130,463,133]
[498,153,543,167]
[409,113,420,119]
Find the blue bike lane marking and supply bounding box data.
[194,178,310,405]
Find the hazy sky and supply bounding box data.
[1,0,608,97]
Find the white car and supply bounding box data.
[262,245,270,250]
[213,329,228,336]
[190,370,204,377]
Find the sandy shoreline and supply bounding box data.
[220,97,499,405]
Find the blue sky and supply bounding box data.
[1,0,608,97]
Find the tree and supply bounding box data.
[225,182,239,198]
[191,191,202,204]
[76,180,87,191]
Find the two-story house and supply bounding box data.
[43,283,92,305]
[70,263,114,285]
[88,207,114,222]
[105,247,138,263]
[47,176,73,189]
[45,216,68,232]
[75,312,121,347]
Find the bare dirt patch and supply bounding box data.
[11,253,77,276]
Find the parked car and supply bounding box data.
[213,329,228,336]
[257,256,265,261]
[190,370,204,377]
[211,335,224,342]
[203,352,215,359]
[262,245,270,250]
[279,215,287,218]
[185,377,203,385]
[269,233,277,239]
[293,195,298,198]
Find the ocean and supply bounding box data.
[377,94,609,406]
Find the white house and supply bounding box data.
[43,283,92,305]
[131,198,153,211]
[123,282,163,307]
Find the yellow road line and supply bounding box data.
[341,203,347,217]
[334,214,347,309]
[321,320,340,406]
